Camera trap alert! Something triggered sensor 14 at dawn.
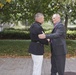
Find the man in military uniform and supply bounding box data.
[28,13,48,75]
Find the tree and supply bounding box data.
[0,0,12,23]
[59,0,76,31]
[0,0,76,30]
[0,0,52,24]
[47,0,76,31]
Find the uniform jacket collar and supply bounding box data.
[35,21,41,25]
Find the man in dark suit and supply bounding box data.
[28,13,48,75]
[38,14,67,75]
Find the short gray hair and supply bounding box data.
[35,13,44,20]
[52,14,60,19]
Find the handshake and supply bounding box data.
[38,31,50,42]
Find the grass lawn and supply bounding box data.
[0,40,76,57]
[0,40,30,56]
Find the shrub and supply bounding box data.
[68,27,76,30]
[45,29,76,40]
[0,29,76,40]
[0,29,30,39]
[67,30,76,40]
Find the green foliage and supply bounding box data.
[0,28,76,40]
[0,0,12,23]
[0,0,76,26]
[67,30,76,40]
[0,29,30,39]
[0,0,6,4]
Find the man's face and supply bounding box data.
[36,15,44,24]
[52,15,60,25]
[52,16,58,24]
[40,16,44,24]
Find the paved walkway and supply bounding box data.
[0,57,76,75]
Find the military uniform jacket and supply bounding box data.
[28,22,48,55]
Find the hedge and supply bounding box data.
[66,30,76,40]
[0,29,76,40]
[0,29,30,39]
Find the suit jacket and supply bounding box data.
[28,22,48,55]
[46,22,67,55]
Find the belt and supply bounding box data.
[32,40,39,43]
[31,41,43,45]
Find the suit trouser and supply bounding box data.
[51,55,66,75]
[31,54,43,75]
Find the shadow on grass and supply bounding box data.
[64,72,76,75]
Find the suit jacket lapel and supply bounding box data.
[51,22,62,33]
[51,28,55,33]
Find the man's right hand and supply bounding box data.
[38,31,46,39]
